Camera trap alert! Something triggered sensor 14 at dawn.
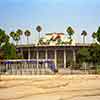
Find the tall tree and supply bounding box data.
[66,26,74,44]
[2,42,16,59]
[36,25,42,41]
[78,47,90,63]
[16,29,23,44]
[16,29,23,58]
[0,28,16,59]
[10,31,15,44]
[10,31,20,45]
[66,26,76,64]
[24,30,31,44]
[78,44,100,64]
[92,32,96,43]
[9,31,15,38]
[81,30,87,43]
[0,28,9,46]
[96,26,100,44]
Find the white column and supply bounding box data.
[45,49,48,68]
[28,48,31,59]
[54,49,57,69]
[21,48,23,59]
[64,49,66,68]
[73,49,76,64]
[36,50,39,69]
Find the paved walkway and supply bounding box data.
[0,75,100,100]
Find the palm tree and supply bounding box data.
[66,26,76,64]
[81,30,87,43]
[66,26,74,44]
[10,31,14,43]
[10,31,20,45]
[16,29,23,44]
[36,25,42,41]
[24,30,31,44]
[92,32,96,43]
[16,29,23,36]
[10,31,15,38]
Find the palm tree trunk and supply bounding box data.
[27,37,29,44]
[39,32,40,41]
[83,36,85,44]
[20,36,22,44]
[16,41,18,46]
[13,40,16,46]
[69,36,72,44]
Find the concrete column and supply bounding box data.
[54,49,57,69]
[36,50,39,69]
[73,49,76,64]
[64,49,66,68]
[28,48,31,59]
[21,48,23,59]
[45,49,48,68]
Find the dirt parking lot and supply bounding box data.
[0,75,100,100]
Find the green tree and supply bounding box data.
[78,43,100,64]
[96,26,100,43]
[0,49,4,59]
[78,47,90,63]
[10,31,15,44]
[0,28,16,59]
[66,26,74,44]
[2,42,16,59]
[36,25,42,41]
[16,29,23,44]
[92,32,96,43]
[81,30,87,43]
[0,28,10,59]
[10,31,20,45]
[16,29,23,36]
[24,30,31,44]
[10,31,15,38]
[89,44,100,64]
[0,28,9,46]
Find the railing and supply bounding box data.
[0,60,98,75]
[0,59,56,75]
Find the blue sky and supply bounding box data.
[0,0,100,43]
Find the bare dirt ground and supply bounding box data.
[0,75,100,100]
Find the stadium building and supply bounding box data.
[16,33,90,69]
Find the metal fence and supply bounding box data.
[63,63,97,74]
[0,60,99,75]
[0,59,56,75]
